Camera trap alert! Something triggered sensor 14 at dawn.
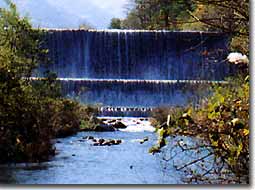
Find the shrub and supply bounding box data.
[151,75,249,183]
[0,1,99,163]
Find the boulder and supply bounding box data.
[108,119,117,124]
[140,137,149,144]
[143,137,149,142]
[112,122,127,129]
[108,139,115,144]
[83,136,94,140]
[102,141,111,146]
[94,123,115,132]
[114,139,122,145]
[91,138,123,146]
[98,139,105,145]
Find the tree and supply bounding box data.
[79,21,94,30]
[122,0,249,53]
[122,10,143,29]
[181,0,249,54]
[0,0,56,163]
[109,18,122,29]
[0,0,99,163]
[122,0,194,30]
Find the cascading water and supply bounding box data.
[40,30,232,79]
[38,29,234,115]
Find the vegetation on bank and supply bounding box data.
[150,70,249,183]
[0,1,98,163]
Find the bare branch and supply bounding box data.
[176,152,214,171]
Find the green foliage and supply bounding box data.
[152,76,249,182]
[122,0,194,30]
[0,1,53,163]
[79,21,94,30]
[122,0,249,53]
[121,10,143,29]
[201,77,249,177]
[109,18,122,29]
[0,1,99,163]
[180,0,249,54]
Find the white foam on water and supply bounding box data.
[98,117,155,132]
[119,124,155,133]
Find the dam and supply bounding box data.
[38,29,234,115]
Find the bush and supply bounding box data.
[0,1,99,163]
[151,75,249,183]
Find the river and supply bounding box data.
[0,117,222,184]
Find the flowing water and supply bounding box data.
[0,117,227,184]
[39,30,232,80]
[0,117,217,184]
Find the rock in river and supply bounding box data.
[94,123,115,132]
[139,137,149,144]
[92,138,122,146]
[83,136,94,140]
[112,121,127,129]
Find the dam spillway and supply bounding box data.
[60,78,227,106]
[40,30,233,80]
[39,30,234,115]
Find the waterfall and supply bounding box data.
[39,29,234,115]
[40,30,233,80]
[59,78,226,108]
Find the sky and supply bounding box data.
[0,0,130,29]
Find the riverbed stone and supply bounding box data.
[139,137,149,144]
[94,123,115,132]
[91,138,122,146]
[83,136,94,140]
[98,139,105,144]
[108,119,117,124]
[102,141,111,146]
[109,139,115,144]
[114,140,122,145]
[112,121,127,129]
